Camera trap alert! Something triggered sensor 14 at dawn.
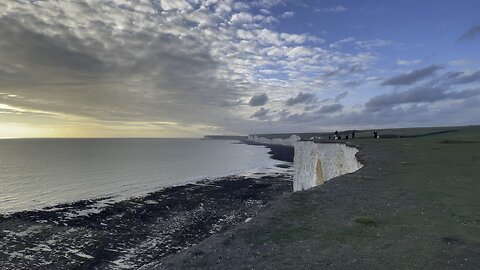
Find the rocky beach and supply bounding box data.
[0,144,294,269]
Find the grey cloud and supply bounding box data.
[3,1,477,136]
[304,104,318,111]
[251,107,269,120]
[334,91,348,102]
[250,98,478,133]
[319,98,331,103]
[230,94,480,134]
[220,99,245,107]
[248,93,269,106]
[450,71,480,85]
[381,65,442,86]
[285,92,316,106]
[458,25,480,41]
[0,17,105,73]
[365,84,480,112]
[0,1,246,127]
[344,80,361,87]
[318,61,371,80]
[316,104,343,113]
[276,103,343,123]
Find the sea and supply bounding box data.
[0,138,283,214]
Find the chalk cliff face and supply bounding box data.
[293,142,362,191]
[246,135,362,192]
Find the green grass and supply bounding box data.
[248,125,480,269]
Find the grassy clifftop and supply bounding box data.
[154,126,480,269]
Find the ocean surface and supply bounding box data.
[0,138,282,213]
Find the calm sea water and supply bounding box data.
[0,138,281,213]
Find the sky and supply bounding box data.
[0,0,479,138]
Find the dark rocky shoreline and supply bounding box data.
[0,143,294,269]
[240,141,294,163]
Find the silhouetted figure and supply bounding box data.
[328,136,331,140]
[334,131,338,136]
[373,131,378,138]
[346,134,349,140]
[338,135,342,140]
[352,131,355,139]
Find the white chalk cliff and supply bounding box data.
[247,135,363,192]
[247,134,301,146]
[293,141,362,191]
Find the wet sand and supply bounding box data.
[0,144,294,269]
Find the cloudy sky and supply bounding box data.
[1,0,479,138]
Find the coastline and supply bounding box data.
[148,127,480,269]
[241,141,294,163]
[0,144,294,269]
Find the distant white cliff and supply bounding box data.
[246,135,363,192]
[247,134,301,146]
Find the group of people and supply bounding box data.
[328,130,380,140]
[328,130,356,140]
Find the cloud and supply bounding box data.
[160,0,192,11]
[458,25,480,41]
[281,11,294,18]
[355,39,391,49]
[334,91,348,102]
[4,1,475,136]
[248,93,269,106]
[230,12,254,24]
[251,107,269,120]
[397,59,422,66]
[0,18,105,73]
[329,37,356,49]
[253,0,285,8]
[220,99,245,107]
[315,5,347,13]
[449,70,480,85]
[285,92,316,106]
[317,104,343,113]
[381,65,443,86]
[286,46,314,58]
[344,80,361,87]
[0,1,245,129]
[280,11,295,19]
[0,0,374,135]
[365,84,480,112]
[329,37,391,50]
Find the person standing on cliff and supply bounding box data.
[352,131,355,139]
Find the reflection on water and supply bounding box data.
[0,138,280,213]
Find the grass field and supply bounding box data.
[156,125,480,269]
